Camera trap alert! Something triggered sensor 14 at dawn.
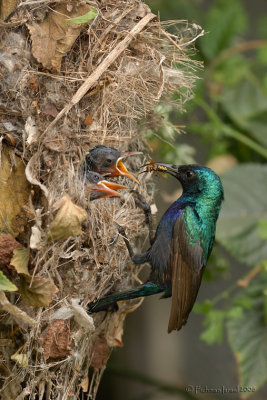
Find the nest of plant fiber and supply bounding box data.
[0,1,203,399]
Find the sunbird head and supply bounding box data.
[152,163,224,201]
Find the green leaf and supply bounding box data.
[0,270,17,291]
[258,219,267,239]
[199,0,247,61]
[263,75,267,96]
[217,164,267,266]
[194,299,213,315]
[258,16,267,39]
[233,296,254,311]
[164,145,196,165]
[264,288,267,325]
[226,306,243,319]
[227,272,267,394]
[200,309,225,345]
[66,8,97,24]
[257,46,267,66]
[220,80,267,147]
[212,55,251,87]
[247,111,267,147]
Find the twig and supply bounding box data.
[98,6,136,50]
[107,365,209,400]
[18,0,53,6]
[237,264,263,288]
[41,12,156,138]
[212,264,264,305]
[194,96,267,160]
[209,40,267,70]
[0,292,36,326]
[0,19,26,27]
[160,27,183,52]
[14,371,46,400]
[14,387,31,400]
[180,28,204,47]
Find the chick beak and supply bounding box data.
[94,180,126,198]
[112,152,142,183]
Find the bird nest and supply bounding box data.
[0,0,202,398]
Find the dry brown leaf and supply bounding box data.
[27,4,92,71]
[71,302,95,332]
[11,351,28,368]
[80,375,89,393]
[10,248,30,275]
[0,292,36,326]
[90,334,110,369]
[24,116,39,145]
[0,233,23,265]
[40,319,71,360]
[42,103,59,118]
[25,154,49,198]
[0,146,31,237]
[0,0,19,20]
[29,76,39,92]
[106,312,124,347]
[85,114,93,126]
[47,195,87,241]
[30,225,42,250]
[106,299,143,347]
[19,275,58,308]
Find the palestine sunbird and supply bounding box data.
[88,163,224,332]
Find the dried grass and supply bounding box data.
[0,0,202,398]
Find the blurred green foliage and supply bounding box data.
[145,0,267,396]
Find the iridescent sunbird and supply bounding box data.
[88,163,224,332]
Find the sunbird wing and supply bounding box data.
[168,212,204,333]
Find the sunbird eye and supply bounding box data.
[186,171,194,178]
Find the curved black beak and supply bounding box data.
[144,162,178,177]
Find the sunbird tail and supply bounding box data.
[88,282,164,313]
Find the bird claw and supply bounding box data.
[131,190,151,212]
[114,222,126,236]
[114,222,134,259]
[130,190,154,245]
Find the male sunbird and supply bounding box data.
[85,145,141,183]
[88,163,224,332]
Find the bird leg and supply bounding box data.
[88,282,164,313]
[88,207,161,314]
[130,190,154,245]
[114,222,148,264]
